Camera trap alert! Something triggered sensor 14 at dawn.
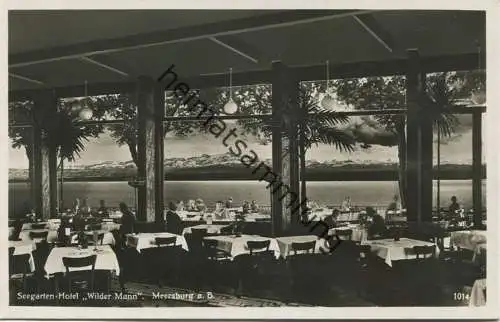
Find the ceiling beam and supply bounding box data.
[352,14,395,53]
[9,52,483,101]
[209,36,261,64]
[79,56,129,77]
[9,10,373,68]
[9,73,45,86]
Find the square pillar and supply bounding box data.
[32,91,58,220]
[136,76,165,223]
[472,110,483,227]
[271,61,300,235]
[406,49,431,223]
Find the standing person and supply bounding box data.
[165,201,182,235]
[119,202,136,235]
[73,198,81,215]
[81,198,91,217]
[225,197,233,209]
[448,196,462,221]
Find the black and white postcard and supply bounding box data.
[1,0,498,319]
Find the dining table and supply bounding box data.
[203,234,280,259]
[182,224,231,235]
[43,245,120,278]
[450,230,487,251]
[126,232,188,252]
[9,240,36,272]
[275,235,327,258]
[328,224,367,242]
[361,238,439,267]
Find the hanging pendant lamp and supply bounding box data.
[223,67,238,114]
[321,60,336,110]
[72,80,93,120]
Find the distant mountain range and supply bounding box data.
[9,152,485,182]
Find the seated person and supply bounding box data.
[448,196,461,216]
[242,200,251,214]
[250,200,259,213]
[368,214,388,239]
[386,195,401,214]
[177,200,185,211]
[165,202,182,235]
[96,199,109,217]
[214,201,225,219]
[186,199,196,211]
[341,196,351,212]
[195,198,206,212]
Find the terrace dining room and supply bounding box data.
[7,9,487,307]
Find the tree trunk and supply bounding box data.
[397,127,407,209]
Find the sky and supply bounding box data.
[8,114,485,169]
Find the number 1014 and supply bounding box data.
[453,292,470,301]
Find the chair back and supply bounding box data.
[336,229,353,240]
[202,238,218,249]
[29,230,48,240]
[88,223,102,231]
[413,245,435,259]
[247,240,270,255]
[220,225,233,235]
[31,223,47,229]
[155,236,177,247]
[62,254,97,273]
[291,241,316,255]
[192,228,207,238]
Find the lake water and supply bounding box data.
[8,180,485,216]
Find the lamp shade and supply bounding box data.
[78,107,93,120]
[223,98,238,115]
[471,90,486,105]
[321,94,336,110]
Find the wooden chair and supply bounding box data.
[61,255,97,292]
[155,236,177,247]
[87,233,105,246]
[31,223,47,229]
[29,230,48,241]
[203,239,231,260]
[335,229,353,241]
[247,240,271,255]
[291,241,316,255]
[413,245,436,259]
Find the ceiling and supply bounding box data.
[8,9,486,95]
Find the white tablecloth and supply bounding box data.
[361,238,439,267]
[21,222,48,230]
[9,240,36,272]
[203,234,280,258]
[275,235,326,258]
[469,278,486,307]
[126,232,188,252]
[329,224,367,242]
[70,230,116,246]
[450,230,487,251]
[182,224,231,235]
[44,245,120,277]
[100,222,121,232]
[19,229,58,243]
